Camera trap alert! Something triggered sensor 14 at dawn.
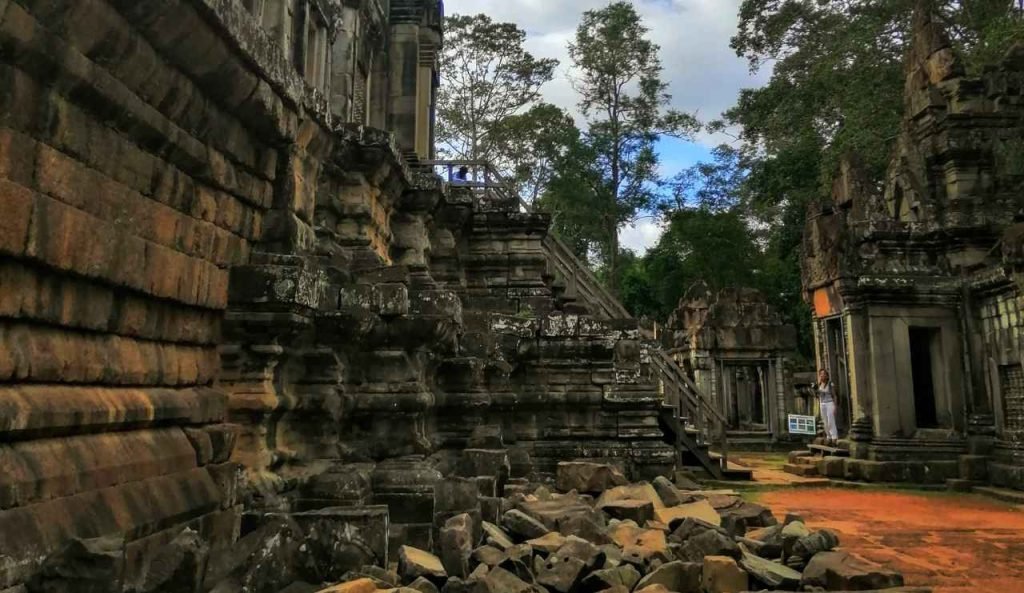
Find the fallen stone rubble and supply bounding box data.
[303,462,910,593]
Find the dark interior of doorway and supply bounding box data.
[909,327,940,429]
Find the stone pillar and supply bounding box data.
[845,309,874,451]
[330,6,358,121]
[387,23,419,153]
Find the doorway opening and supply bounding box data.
[909,327,940,429]
[824,317,851,434]
[721,363,769,431]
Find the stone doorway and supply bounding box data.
[823,316,852,436]
[909,326,942,429]
[721,362,770,431]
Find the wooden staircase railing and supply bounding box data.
[421,159,734,478]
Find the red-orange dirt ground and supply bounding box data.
[755,488,1024,593]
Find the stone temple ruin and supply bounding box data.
[798,6,1024,490]
[666,284,805,450]
[0,0,1006,592]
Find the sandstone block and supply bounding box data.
[802,551,904,590]
[555,461,628,494]
[654,499,720,528]
[471,545,505,567]
[501,509,548,540]
[702,555,748,593]
[481,521,515,550]
[633,560,701,593]
[535,554,586,593]
[472,566,533,593]
[600,499,654,524]
[0,180,33,256]
[676,528,740,563]
[738,545,801,589]
[580,564,640,592]
[596,483,665,511]
[316,578,377,593]
[525,532,566,555]
[398,546,447,584]
[439,513,473,578]
[408,576,440,593]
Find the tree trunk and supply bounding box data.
[607,219,619,295]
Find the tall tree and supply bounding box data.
[488,103,580,204]
[549,2,698,290]
[437,14,559,165]
[720,0,1024,355]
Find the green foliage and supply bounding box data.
[707,0,1024,356]
[610,148,765,321]
[488,103,580,203]
[437,14,559,163]
[544,2,699,290]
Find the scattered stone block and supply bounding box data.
[556,461,628,494]
[439,514,474,578]
[738,545,801,589]
[802,551,905,591]
[535,554,587,593]
[596,483,665,511]
[633,559,701,593]
[409,576,440,593]
[398,546,447,584]
[654,499,720,528]
[526,532,566,555]
[472,566,533,593]
[580,564,641,592]
[676,528,740,563]
[651,475,686,507]
[316,579,377,593]
[501,509,549,540]
[793,529,840,559]
[601,499,655,524]
[701,555,748,593]
[471,545,506,567]
[481,521,515,550]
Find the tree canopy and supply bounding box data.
[542,1,699,291]
[437,14,559,164]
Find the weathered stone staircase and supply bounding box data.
[424,160,749,481]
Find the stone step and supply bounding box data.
[787,449,813,463]
[707,454,754,481]
[945,478,975,493]
[972,486,1024,505]
[791,456,819,467]
[783,463,820,477]
[809,444,850,457]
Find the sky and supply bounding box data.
[443,0,769,253]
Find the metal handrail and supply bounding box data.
[423,157,730,469]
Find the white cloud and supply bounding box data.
[620,219,665,255]
[443,0,767,139]
[443,0,768,251]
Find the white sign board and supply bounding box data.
[787,414,817,436]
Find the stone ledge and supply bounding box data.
[0,466,222,589]
[0,385,226,440]
[0,428,200,510]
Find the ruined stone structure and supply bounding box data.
[801,5,1024,489]
[0,1,687,589]
[667,284,805,448]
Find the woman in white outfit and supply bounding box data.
[817,369,839,446]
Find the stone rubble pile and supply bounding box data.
[307,462,911,593]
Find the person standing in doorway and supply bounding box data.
[817,369,839,446]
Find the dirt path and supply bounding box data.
[754,488,1024,593]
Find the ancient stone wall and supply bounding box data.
[667,284,802,445]
[0,1,682,588]
[0,0,346,587]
